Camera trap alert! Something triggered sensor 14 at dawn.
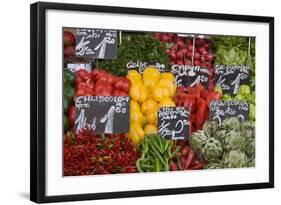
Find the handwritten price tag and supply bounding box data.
[74,96,129,134]
[209,100,249,125]
[171,65,210,88]
[158,107,190,140]
[215,65,249,95]
[126,61,167,73]
[75,28,117,59]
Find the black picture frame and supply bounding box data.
[30,2,274,203]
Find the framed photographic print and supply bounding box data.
[30,2,274,203]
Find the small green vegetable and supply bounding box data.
[223,150,248,168]
[190,118,255,169]
[202,138,223,162]
[98,33,170,76]
[137,134,173,172]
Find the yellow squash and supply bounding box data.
[143,67,161,90]
[145,107,158,125]
[160,72,174,82]
[141,98,158,114]
[129,82,149,103]
[158,98,176,109]
[127,70,142,85]
[144,124,158,135]
[129,123,145,145]
[151,84,170,102]
[157,79,176,97]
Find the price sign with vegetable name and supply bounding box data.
[209,100,249,125]
[171,65,210,88]
[215,65,249,95]
[75,28,117,59]
[126,61,167,73]
[158,107,190,140]
[74,96,130,134]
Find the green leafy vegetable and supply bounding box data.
[98,33,170,76]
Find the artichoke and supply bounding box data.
[204,160,222,169]
[247,156,255,167]
[223,150,248,168]
[222,117,240,131]
[189,130,209,154]
[202,138,223,161]
[203,120,218,136]
[241,121,255,140]
[224,130,246,151]
[213,128,228,143]
[245,137,255,158]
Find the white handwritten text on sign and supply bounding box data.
[74,96,130,134]
[209,100,249,125]
[75,28,117,59]
[215,65,249,95]
[171,65,210,88]
[158,107,190,140]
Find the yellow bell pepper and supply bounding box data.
[157,79,176,97]
[130,100,141,112]
[141,98,158,114]
[130,110,144,125]
[129,82,149,103]
[158,98,176,109]
[143,67,160,90]
[152,84,170,102]
[127,70,142,85]
[144,124,158,135]
[145,107,158,125]
[160,72,174,82]
[129,123,145,145]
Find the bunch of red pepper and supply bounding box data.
[170,141,204,171]
[64,129,140,176]
[174,84,221,133]
[75,69,131,96]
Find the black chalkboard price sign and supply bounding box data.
[75,28,117,59]
[209,100,249,125]
[74,96,130,134]
[126,61,167,73]
[214,65,249,95]
[171,65,210,88]
[158,107,190,140]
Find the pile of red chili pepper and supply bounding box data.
[174,84,221,133]
[170,141,204,171]
[64,129,140,176]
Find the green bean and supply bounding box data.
[149,140,166,166]
[136,159,143,172]
[150,137,164,155]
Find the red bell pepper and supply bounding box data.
[206,91,221,107]
[94,79,113,96]
[76,82,94,96]
[114,77,131,93]
[75,69,91,84]
[91,69,116,84]
[113,90,128,96]
[195,98,208,129]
